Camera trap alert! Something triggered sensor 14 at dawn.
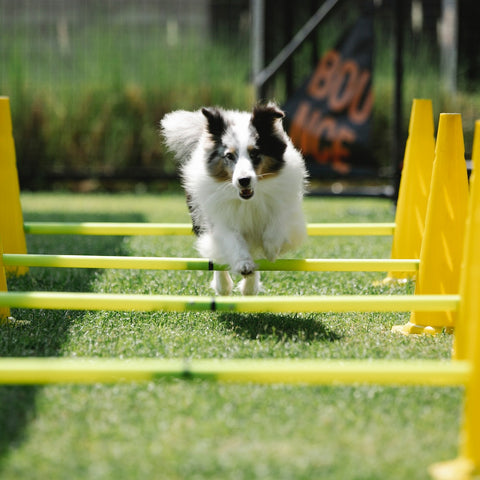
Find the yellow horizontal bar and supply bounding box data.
[0,292,460,313]
[307,223,396,236]
[2,254,419,273]
[0,358,470,386]
[257,258,418,272]
[23,222,193,236]
[216,295,460,313]
[3,254,217,271]
[23,222,396,237]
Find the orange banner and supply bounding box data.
[284,14,375,177]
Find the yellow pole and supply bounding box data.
[306,223,395,236]
[0,292,460,314]
[0,97,28,276]
[0,357,470,387]
[385,99,435,283]
[1,253,420,273]
[393,113,469,335]
[0,236,11,322]
[24,222,195,236]
[22,222,396,237]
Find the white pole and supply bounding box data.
[251,0,265,100]
[439,0,458,94]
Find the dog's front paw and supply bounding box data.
[234,259,257,276]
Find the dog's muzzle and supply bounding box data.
[238,177,254,199]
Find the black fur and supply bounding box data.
[202,107,227,139]
[186,193,204,236]
[202,108,231,180]
[251,104,287,166]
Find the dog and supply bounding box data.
[161,103,308,295]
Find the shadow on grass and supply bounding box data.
[218,312,342,343]
[0,211,144,464]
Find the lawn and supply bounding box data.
[0,192,461,480]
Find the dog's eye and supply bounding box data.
[250,149,261,165]
[224,152,235,161]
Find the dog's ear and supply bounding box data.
[251,103,285,135]
[202,107,227,138]
[251,103,287,160]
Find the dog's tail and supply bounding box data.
[160,110,205,162]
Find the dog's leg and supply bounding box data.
[262,211,307,262]
[211,229,257,276]
[238,271,262,295]
[198,230,255,293]
[211,271,233,296]
[229,236,257,276]
[262,220,285,262]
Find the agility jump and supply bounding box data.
[0,96,479,478]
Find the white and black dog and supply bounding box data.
[161,103,307,295]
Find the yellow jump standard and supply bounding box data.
[387,99,435,280]
[0,97,28,276]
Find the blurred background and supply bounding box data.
[1,0,479,195]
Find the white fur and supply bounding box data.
[161,106,308,295]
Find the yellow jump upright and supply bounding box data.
[386,99,435,282]
[393,113,469,335]
[454,119,480,361]
[430,122,480,480]
[0,238,10,322]
[0,97,28,275]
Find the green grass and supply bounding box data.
[0,193,461,480]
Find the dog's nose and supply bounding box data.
[238,177,251,188]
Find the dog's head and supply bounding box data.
[202,103,288,200]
